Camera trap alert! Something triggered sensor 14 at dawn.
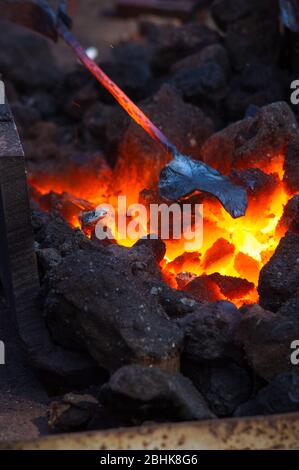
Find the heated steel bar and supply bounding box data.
[58,21,176,156]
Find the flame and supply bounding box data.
[30,152,297,308]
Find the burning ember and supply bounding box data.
[29,148,294,307]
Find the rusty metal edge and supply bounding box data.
[1,412,299,450]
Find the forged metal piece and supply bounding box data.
[159,153,248,219]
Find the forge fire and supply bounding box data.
[29,128,294,307]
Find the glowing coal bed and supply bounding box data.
[30,148,296,308]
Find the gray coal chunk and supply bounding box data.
[48,393,98,432]
[278,295,299,321]
[155,284,199,318]
[231,168,279,197]
[182,361,252,417]
[100,365,215,422]
[0,23,59,89]
[177,301,243,364]
[201,102,298,175]
[284,136,299,193]
[32,208,95,255]
[258,230,299,312]
[234,372,299,417]
[183,273,254,303]
[140,22,220,72]
[235,304,299,381]
[276,195,299,235]
[41,247,183,373]
[224,4,280,70]
[133,237,166,263]
[211,0,273,29]
[36,248,62,278]
[159,153,247,219]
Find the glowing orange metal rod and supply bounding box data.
[58,22,176,156]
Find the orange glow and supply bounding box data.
[30,152,297,307]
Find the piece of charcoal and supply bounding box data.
[277,294,299,321]
[138,188,165,208]
[202,238,235,270]
[258,230,299,312]
[0,23,60,90]
[201,102,298,175]
[224,8,280,71]
[235,304,299,380]
[152,284,199,318]
[211,0,259,29]
[276,195,299,236]
[29,90,58,118]
[172,61,229,103]
[183,273,254,302]
[231,168,279,197]
[245,104,261,119]
[234,372,299,417]
[210,273,255,300]
[182,361,252,417]
[176,272,197,290]
[177,301,243,364]
[111,41,153,66]
[140,21,220,72]
[182,275,221,303]
[225,60,285,121]
[32,208,96,256]
[84,104,130,166]
[133,237,166,264]
[284,136,299,193]
[167,252,200,273]
[41,246,183,373]
[10,102,41,139]
[234,252,260,284]
[83,102,112,139]
[97,41,153,104]
[171,44,230,75]
[48,393,98,432]
[36,248,62,279]
[22,121,64,164]
[100,365,215,422]
[63,82,100,120]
